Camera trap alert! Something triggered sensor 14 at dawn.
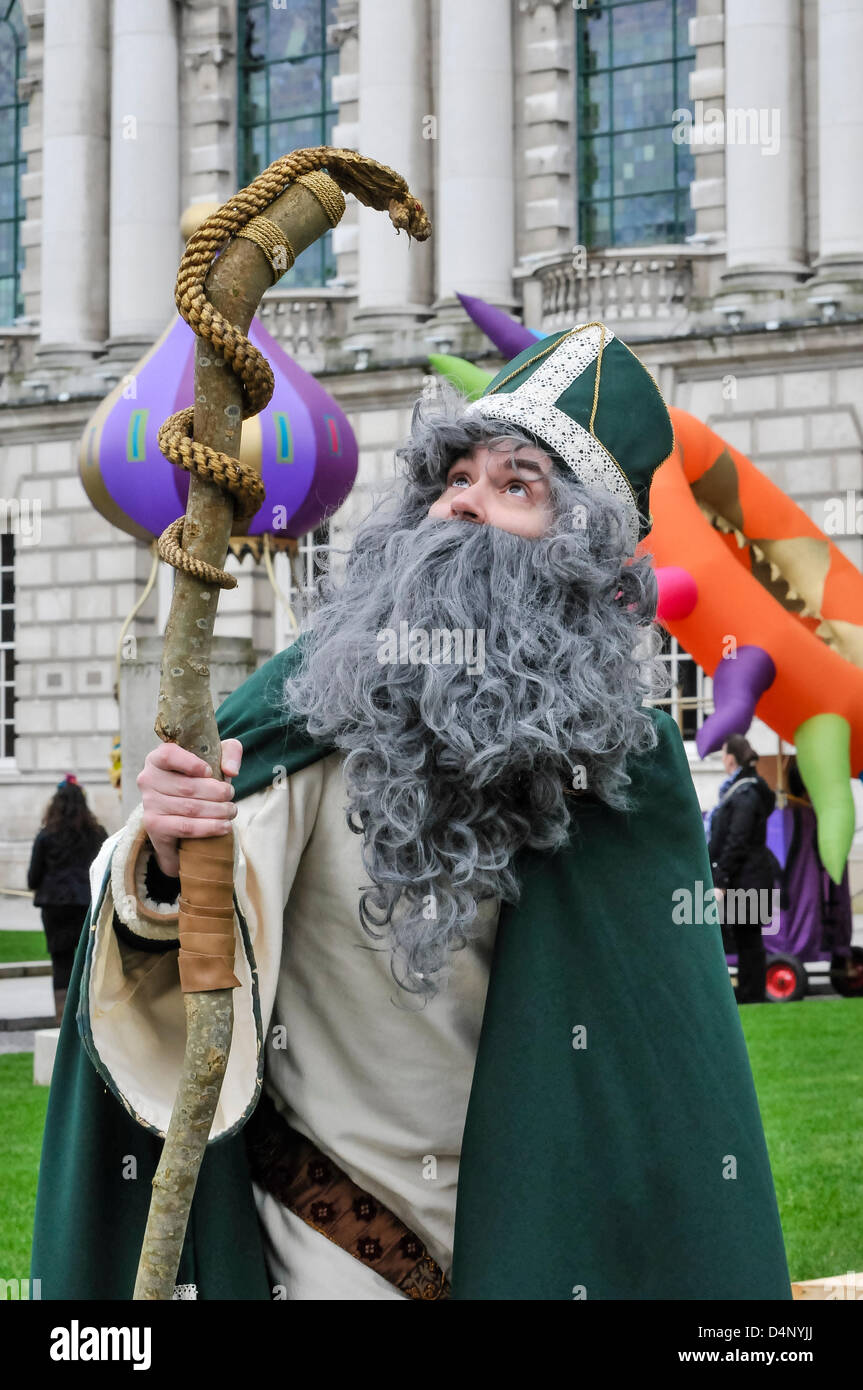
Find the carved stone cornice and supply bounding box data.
[20,0,45,30]
[17,74,42,100]
[517,0,568,13]
[182,41,235,71]
[327,20,358,48]
[328,0,358,47]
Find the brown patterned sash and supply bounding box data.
[245,1091,450,1300]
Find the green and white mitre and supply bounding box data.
[464,321,674,554]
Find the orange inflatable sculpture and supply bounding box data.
[646,410,863,883]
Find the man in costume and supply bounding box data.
[33,324,791,1300]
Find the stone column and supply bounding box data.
[810,0,863,304]
[179,0,237,211]
[719,0,808,298]
[436,0,515,308]
[38,0,110,360]
[349,0,433,360]
[328,1,359,292]
[108,0,180,358]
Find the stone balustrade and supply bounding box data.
[256,289,356,373]
[0,293,357,400]
[536,251,695,336]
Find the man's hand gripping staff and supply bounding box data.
[139,740,243,880]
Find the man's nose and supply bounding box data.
[450,485,485,523]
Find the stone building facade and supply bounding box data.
[1,0,862,896]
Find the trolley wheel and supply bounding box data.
[765,953,808,1003]
[830,947,863,998]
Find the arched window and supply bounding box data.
[0,0,26,325]
[577,0,696,248]
[237,0,340,289]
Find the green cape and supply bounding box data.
[32,636,791,1299]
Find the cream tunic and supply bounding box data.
[85,749,500,1300]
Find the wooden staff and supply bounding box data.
[133,148,430,1299]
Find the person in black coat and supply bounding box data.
[27,775,108,1025]
[708,735,780,1004]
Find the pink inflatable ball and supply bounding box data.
[655,566,698,623]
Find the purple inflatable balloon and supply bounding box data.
[696,645,777,758]
[80,316,358,542]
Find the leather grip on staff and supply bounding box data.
[177,835,240,992]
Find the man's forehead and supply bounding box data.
[458,440,555,476]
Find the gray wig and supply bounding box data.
[279,379,670,998]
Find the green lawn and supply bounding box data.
[0,1054,50,1280]
[1,1000,861,1287]
[738,996,863,1282]
[0,930,49,964]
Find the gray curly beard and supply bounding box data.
[280,434,667,999]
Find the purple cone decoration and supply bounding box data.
[456,292,541,358]
[695,645,777,759]
[79,316,358,543]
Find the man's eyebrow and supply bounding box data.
[498,455,551,481]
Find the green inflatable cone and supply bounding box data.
[428,352,494,401]
[794,712,855,884]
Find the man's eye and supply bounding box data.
[448,474,469,488]
[507,481,530,497]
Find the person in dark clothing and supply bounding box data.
[27,775,108,1025]
[781,757,857,988]
[708,735,780,1004]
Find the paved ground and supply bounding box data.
[0,897,46,931]
[0,1029,36,1054]
[0,974,54,1030]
